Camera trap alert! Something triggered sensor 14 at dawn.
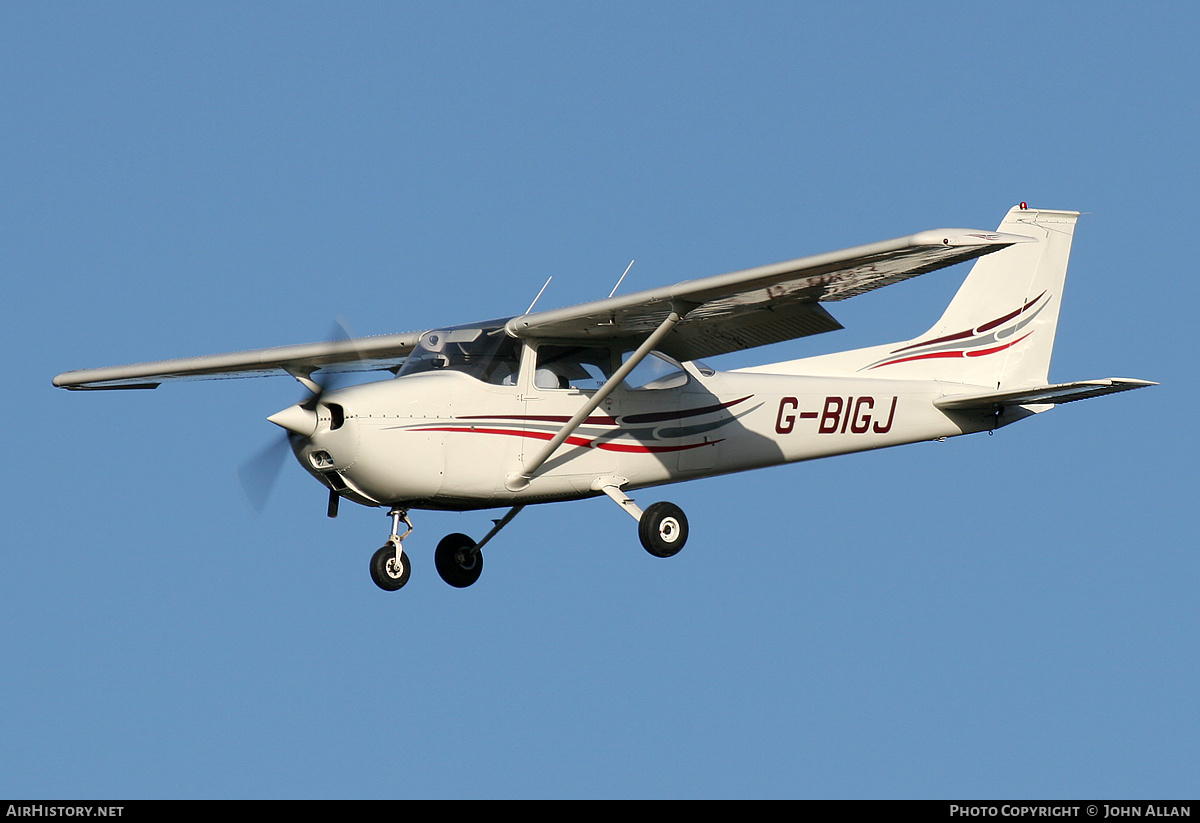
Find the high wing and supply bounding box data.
[53,330,422,390]
[506,228,1033,360]
[54,225,1029,390]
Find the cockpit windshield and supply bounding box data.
[396,319,521,386]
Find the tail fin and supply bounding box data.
[897,205,1079,388]
[766,205,1081,389]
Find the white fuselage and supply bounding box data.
[293,355,1004,512]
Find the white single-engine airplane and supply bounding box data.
[55,205,1153,591]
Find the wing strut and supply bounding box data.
[504,309,684,491]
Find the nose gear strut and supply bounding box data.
[369,507,413,591]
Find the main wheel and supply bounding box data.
[435,533,483,588]
[639,501,689,558]
[370,544,411,591]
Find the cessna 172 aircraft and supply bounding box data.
[55,205,1153,591]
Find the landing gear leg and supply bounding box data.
[597,481,689,558]
[433,504,524,589]
[370,507,413,591]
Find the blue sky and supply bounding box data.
[4,2,1197,798]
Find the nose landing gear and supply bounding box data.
[369,508,413,591]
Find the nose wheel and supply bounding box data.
[370,543,411,590]
[370,508,414,591]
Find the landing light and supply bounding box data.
[309,450,335,470]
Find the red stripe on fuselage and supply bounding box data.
[411,426,718,454]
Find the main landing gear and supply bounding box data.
[434,533,483,588]
[638,501,689,558]
[599,483,690,559]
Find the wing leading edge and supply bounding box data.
[506,228,1033,360]
[52,331,422,390]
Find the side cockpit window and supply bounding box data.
[534,345,614,391]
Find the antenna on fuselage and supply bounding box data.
[525,276,553,314]
[608,260,635,298]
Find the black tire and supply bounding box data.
[639,501,689,558]
[435,533,483,588]
[370,544,411,591]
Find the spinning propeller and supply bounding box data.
[236,322,356,517]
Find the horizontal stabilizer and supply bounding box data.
[935,378,1156,411]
